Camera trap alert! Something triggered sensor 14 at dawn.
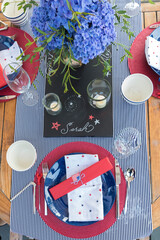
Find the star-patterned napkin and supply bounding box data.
[145,36,160,70]
[65,154,104,222]
[0,41,22,73]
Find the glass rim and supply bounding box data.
[87,78,111,101]
[3,62,22,72]
[3,62,23,81]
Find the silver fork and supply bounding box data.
[42,162,49,215]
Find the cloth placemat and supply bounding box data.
[34,141,126,239]
[128,22,160,98]
[0,27,40,102]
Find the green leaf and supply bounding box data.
[70,23,77,32]
[32,82,37,90]
[9,64,17,72]
[46,34,54,43]
[124,49,132,56]
[33,46,45,52]
[49,25,58,32]
[66,0,72,11]
[17,0,25,6]
[39,67,44,78]
[18,6,23,10]
[29,0,38,6]
[61,62,69,74]
[112,5,117,9]
[70,75,79,80]
[3,2,9,12]
[22,54,30,62]
[23,3,32,12]
[25,41,33,47]
[120,55,126,62]
[53,56,60,65]
[16,52,24,60]
[123,14,130,18]
[149,0,155,4]
[34,27,47,35]
[117,10,126,14]
[30,54,36,63]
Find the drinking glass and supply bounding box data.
[3,62,38,106]
[113,127,141,159]
[124,0,140,17]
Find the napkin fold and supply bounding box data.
[0,41,22,73]
[145,36,160,70]
[49,154,113,200]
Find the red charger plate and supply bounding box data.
[128,22,160,99]
[0,27,40,101]
[34,142,127,239]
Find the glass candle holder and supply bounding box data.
[87,79,111,109]
[42,93,62,116]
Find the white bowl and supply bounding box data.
[6,140,37,171]
[121,73,153,104]
[2,0,25,18]
[1,0,28,26]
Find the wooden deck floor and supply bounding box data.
[141,2,160,232]
[0,2,160,240]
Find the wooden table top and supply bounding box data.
[0,2,160,238]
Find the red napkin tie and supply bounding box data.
[49,156,113,200]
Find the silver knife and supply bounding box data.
[115,159,121,219]
[149,23,160,29]
[0,95,16,100]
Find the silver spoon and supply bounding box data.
[124,168,136,214]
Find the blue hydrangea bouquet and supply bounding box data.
[15,0,134,93]
[31,0,116,65]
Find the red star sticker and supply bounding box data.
[89,115,94,120]
[51,122,61,131]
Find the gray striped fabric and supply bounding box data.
[10,1,152,240]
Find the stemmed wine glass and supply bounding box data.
[124,0,140,17]
[3,62,38,106]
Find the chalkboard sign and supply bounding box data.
[44,48,113,137]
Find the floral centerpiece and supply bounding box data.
[3,0,134,93]
[31,0,116,64]
[30,0,119,92]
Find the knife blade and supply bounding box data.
[115,159,121,219]
[149,23,160,29]
[0,95,16,100]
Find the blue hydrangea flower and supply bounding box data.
[30,0,116,63]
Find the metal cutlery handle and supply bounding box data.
[124,183,130,214]
[33,184,36,215]
[116,185,120,219]
[44,199,47,215]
